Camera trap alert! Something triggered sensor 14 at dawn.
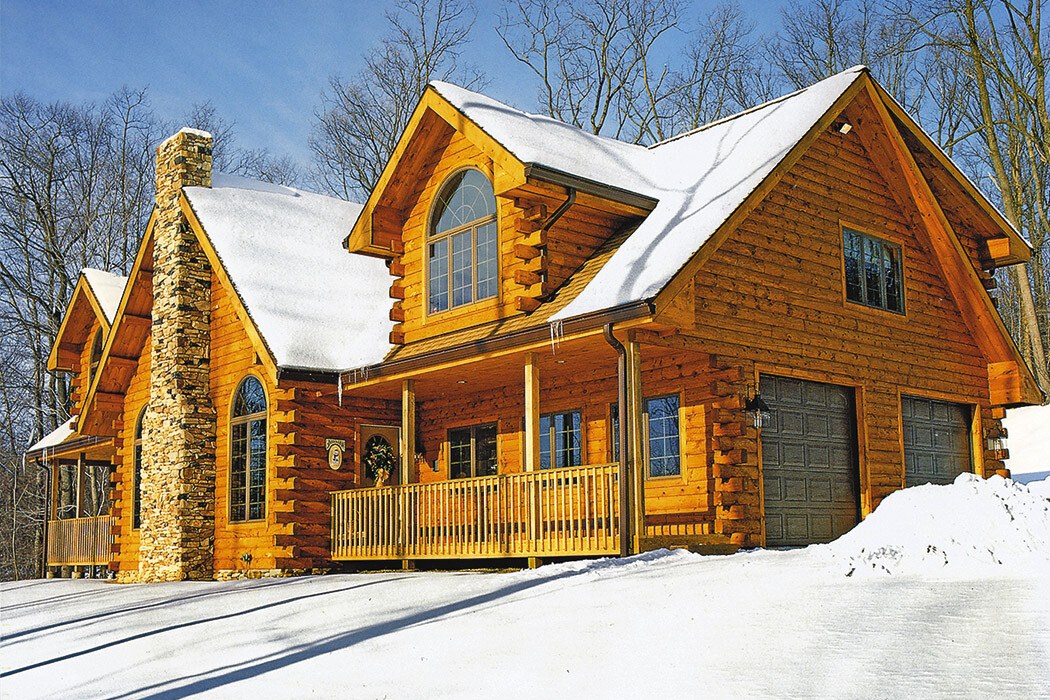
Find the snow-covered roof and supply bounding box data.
[430,66,867,321]
[81,268,126,324]
[183,174,392,371]
[28,416,77,453]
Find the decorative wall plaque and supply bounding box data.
[325,438,346,470]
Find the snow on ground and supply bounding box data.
[3,478,1049,699]
[1003,403,1050,485]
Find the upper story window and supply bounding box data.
[843,227,904,313]
[231,375,267,522]
[428,169,498,314]
[88,329,103,388]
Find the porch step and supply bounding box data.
[638,535,739,556]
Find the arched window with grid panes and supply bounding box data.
[230,375,267,522]
[427,168,498,313]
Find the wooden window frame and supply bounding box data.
[842,225,905,315]
[426,167,499,316]
[133,407,146,530]
[611,394,683,480]
[447,422,499,479]
[229,374,268,524]
[88,328,103,389]
[540,408,583,470]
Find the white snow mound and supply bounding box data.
[829,473,1050,577]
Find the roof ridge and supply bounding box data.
[648,65,869,150]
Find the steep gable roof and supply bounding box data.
[431,68,869,321]
[81,269,126,324]
[182,174,393,371]
[47,268,129,372]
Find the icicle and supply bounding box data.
[337,372,343,407]
[549,320,563,352]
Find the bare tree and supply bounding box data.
[894,0,1050,396]
[310,0,482,201]
[181,101,303,186]
[663,2,777,135]
[497,0,682,143]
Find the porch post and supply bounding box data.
[76,452,85,519]
[401,379,415,484]
[626,341,645,553]
[524,352,540,472]
[401,379,416,570]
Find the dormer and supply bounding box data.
[344,83,655,346]
[48,269,127,415]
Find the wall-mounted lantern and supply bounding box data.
[986,427,1008,458]
[745,394,772,429]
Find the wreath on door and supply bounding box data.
[363,435,396,487]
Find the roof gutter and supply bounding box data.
[342,300,653,387]
[24,435,111,463]
[523,164,658,213]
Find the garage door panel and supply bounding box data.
[760,374,860,547]
[902,396,971,488]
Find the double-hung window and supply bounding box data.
[448,423,498,479]
[610,395,681,477]
[428,169,498,313]
[540,410,581,470]
[843,227,904,313]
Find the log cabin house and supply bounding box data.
[26,66,1042,581]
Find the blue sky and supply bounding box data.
[2,1,785,169]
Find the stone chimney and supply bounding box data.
[140,128,217,582]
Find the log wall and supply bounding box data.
[672,123,1005,544]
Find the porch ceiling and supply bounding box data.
[343,332,622,402]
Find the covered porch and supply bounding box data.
[27,425,117,575]
[332,322,741,563]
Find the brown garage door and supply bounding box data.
[760,374,860,547]
[901,396,971,487]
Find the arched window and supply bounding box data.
[133,408,146,529]
[231,375,267,522]
[428,169,498,313]
[88,329,103,388]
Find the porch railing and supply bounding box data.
[332,463,620,560]
[47,516,114,566]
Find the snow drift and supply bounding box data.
[829,473,1050,577]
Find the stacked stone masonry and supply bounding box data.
[140,129,217,582]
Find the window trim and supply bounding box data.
[539,408,583,470]
[841,224,906,315]
[426,167,499,316]
[610,394,684,480]
[447,422,499,479]
[229,374,268,524]
[644,393,683,480]
[133,407,146,530]
[88,328,104,389]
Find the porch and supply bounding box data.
[332,463,620,559]
[46,515,114,567]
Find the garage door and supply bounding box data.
[901,396,971,487]
[760,375,859,547]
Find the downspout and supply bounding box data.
[603,323,630,558]
[541,188,576,232]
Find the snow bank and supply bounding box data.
[829,473,1050,577]
[1002,403,1050,483]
